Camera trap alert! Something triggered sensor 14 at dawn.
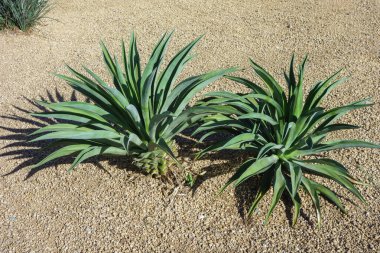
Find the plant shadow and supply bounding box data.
[233,177,260,222]
[178,139,267,222]
[1,89,303,225]
[0,88,144,180]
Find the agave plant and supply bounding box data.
[0,0,50,31]
[196,55,379,226]
[30,32,235,176]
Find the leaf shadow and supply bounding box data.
[177,136,269,222]
[1,89,322,226]
[233,177,261,222]
[0,88,129,180]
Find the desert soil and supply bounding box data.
[0,0,379,252]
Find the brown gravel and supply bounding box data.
[1,0,380,252]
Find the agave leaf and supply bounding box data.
[121,39,135,95]
[193,120,250,136]
[148,111,174,142]
[285,54,296,98]
[68,146,128,172]
[164,68,237,115]
[113,55,132,99]
[66,65,103,90]
[293,159,352,181]
[301,177,321,226]
[163,106,234,140]
[293,159,365,202]
[307,77,348,112]
[57,70,130,126]
[247,170,273,217]
[224,75,268,95]
[35,101,110,124]
[141,32,172,129]
[32,112,92,124]
[203,103,244,114]
[301,99,372,136]
[160,75,196,111]
[290,109,325,145]
[303,69,343,112]
[100,41,117,77]
[155,36,202,113]
[30,130,121,142]
[205,91,247,100]
[234,155,279,187]
[127,32,141,97]
[125,104,141,123]
[54,74,115,110]
[264,165,286,224]
[166,113,212,141]
[82,66,130,107]
[283,174,302,226]
[283,178,302,227]
[249,58,287,109]
[198,96,234,106]
[100,41,130,96]
[257,143,283,159]
[288,163,302,198]
[291,140,380,157]
[202,92,260,113]
[291,56,307,119]
[75,67,142,134]
[198,95,257,111]
[245,93,284,116]
[220,158,256,193]
[125,104,148,139]
[29,123,84,135]
[291,193,301,226]
[82,67,145,132]
[30,144,91,169]
[100,42,135,100]
[68,147,98,172]
[196,133,260,159]
[282,122,298,148]
[44,101,109,116]
[198,130,220,142]
[313,181,346,213]
[313,123,359,137]
[155,137,178,164]
[323,97,372,119]
[238,112,278,125]
[122,133,146,154]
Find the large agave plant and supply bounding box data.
[30,32,234,176]
[196,56,379,226]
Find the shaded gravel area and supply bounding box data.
[0,0,379,252]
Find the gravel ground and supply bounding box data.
[0,0,379,252]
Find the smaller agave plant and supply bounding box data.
[196,55,379,226]
[30,32,235,177]
[0,0,50,31]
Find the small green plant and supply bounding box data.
[185,172,195,187]
[30,32,235,176]
[0,0,50,31]
[0,14,4,27]
[196,55,379,226]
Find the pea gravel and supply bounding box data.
[0,0,379,252]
